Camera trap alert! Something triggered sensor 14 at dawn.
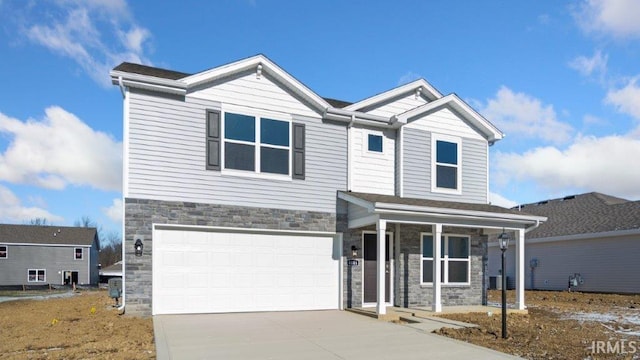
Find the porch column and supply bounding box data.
[515,229,525,310]
[432,223,442,312]
[376,219,387,315]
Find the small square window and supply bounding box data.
[368,134,383,153]
[74,248,83,260]
[0,245,7,259]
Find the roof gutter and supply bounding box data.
[323,107,398,128]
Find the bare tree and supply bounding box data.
[28,218,49,226]
[99,231,122,267]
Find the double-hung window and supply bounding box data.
[223,112,291,176]
[421,233,470,285]
[74,247,83,260]
[0,245,6,259]
[432,134,461,193]
[28,269,46,283]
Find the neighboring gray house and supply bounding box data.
[0,224,100,287]
[488,192,640,293]
[110,54,544,316]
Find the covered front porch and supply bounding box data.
[339,192,546,315]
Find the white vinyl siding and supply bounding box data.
[126,88,346,213]
[403,128,487,203]
[189,71,318,119]
[349,126,395,195]
[360,93,429,118]
[404,107,484,141]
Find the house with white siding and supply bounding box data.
[0,224,99,287]
[488,192,640,294]
[110,54,545,316]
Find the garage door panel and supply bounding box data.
[153,230,339,315]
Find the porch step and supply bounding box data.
[345,307,400,322]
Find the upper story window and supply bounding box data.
[0,245,7,259]
[74,247,83,260]
[206,109,305,179]
[432,134,461,193]
[367,134,383,153]
[223,112,290,175]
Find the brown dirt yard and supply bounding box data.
[436,290,640,360]
[0,289,154,359]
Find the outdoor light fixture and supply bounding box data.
[351,245,359,258]
[134,239,143,257]
[498,229,511,339]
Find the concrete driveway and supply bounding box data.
[154,310,520,360]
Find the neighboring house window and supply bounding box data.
[74,247,83,260]
[0,245,7,259]
[367,134,383,153]
[421,233,470,284]
[432,134,461,192]
[28,269,46,283]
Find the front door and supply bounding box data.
[363,232,391,304]
[63,271,79,285]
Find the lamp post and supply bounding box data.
[498,230,510,339]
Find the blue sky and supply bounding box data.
[1,0,639,239]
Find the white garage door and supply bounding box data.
[152,228,340,315]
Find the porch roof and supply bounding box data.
[338,191,546,230]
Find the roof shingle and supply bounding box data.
[513,192,640,239]
[0,224,98,246]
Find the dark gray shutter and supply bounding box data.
[292,123,305,179]
[206,110,221,171]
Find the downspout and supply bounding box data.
[524,219,541,233]
[347,114,355,191]
[117,75,126,314]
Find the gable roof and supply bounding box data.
[343,79,443,112]
[394,94,504,143]
[0,224,98,246]
[111,55,332,113]
[513,192,640,239]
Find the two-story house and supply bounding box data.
[110,55,545,316]
[0,224,99,287]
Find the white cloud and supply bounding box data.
[23,0,151,87]
[0,184,64,223]
[574,0,640,38]
[494,134,640,199]
[103,198,123,223]
[0,107,122,191]
[489,192,518,209]
[606,77,640,120]
[480,86,574,144]
[569,50,608,78]
[397,71,422,86]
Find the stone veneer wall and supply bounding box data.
[124,198,337,316]
[342,224,487,309]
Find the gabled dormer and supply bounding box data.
[341,80,503,204]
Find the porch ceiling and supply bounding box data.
[338,191,547,231]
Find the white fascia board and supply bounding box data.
[344,79,443,112]
[488,228,640,247]
[110,71,187,94]
[337,192,375,212]
[323,108,394,129]
[396,94,504,142]
[181,55,330,113]
[373,202,547,224]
